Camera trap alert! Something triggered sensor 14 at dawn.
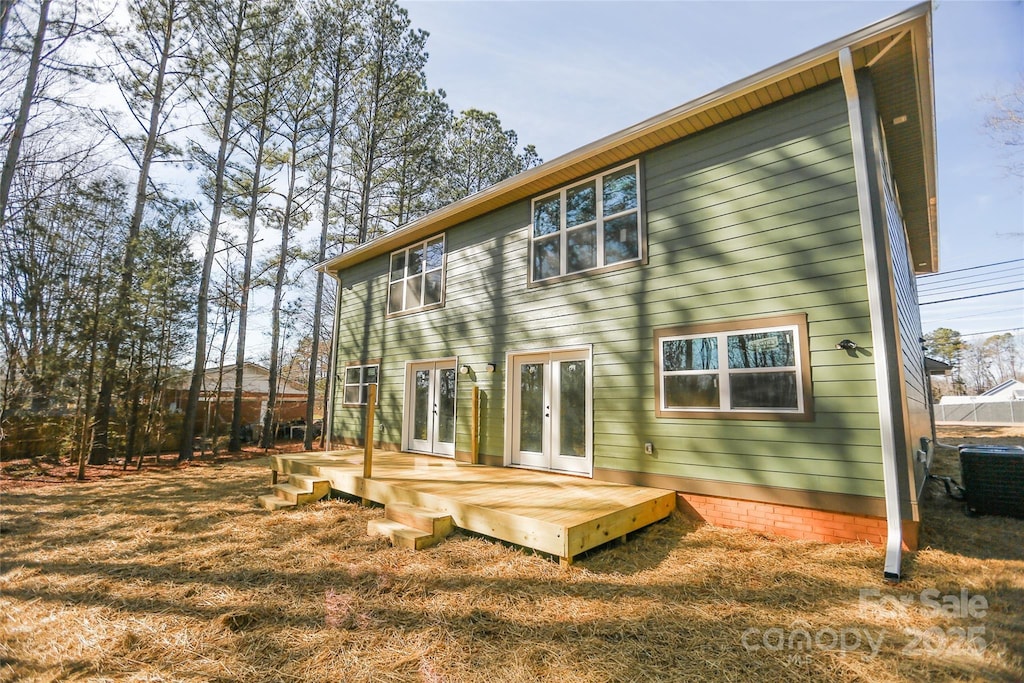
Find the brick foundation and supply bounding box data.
[677,492,917,550]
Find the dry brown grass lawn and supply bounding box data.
[1,428,1022,682]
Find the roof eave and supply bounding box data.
[317,2,935,276]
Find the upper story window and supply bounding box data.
[343,362,379,405]
[654,314,813,421]
[388,235,445,315]
[530,161,643,283]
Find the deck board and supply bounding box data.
[268,449,676,562]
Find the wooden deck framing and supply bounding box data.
[269,450,677,564]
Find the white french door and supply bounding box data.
[405,360,457,457]
[509,349,592,475]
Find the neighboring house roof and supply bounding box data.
[924,357,952,375]
[940,379,1024,404]
[320,2,936,276]
[981,379,1024,398]
[166,362,307,397]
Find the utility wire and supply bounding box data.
[918,270,1024,290]
[917,257,1024,279]
[918,263,1024,283]
[920,276,1024,295]
[959,327,1024,338]
[919,286,1024,306]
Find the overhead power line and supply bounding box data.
[919,286,1024,306]
[920,274,1024,293]
[917,257,1024,279]
[918,269,1024,290]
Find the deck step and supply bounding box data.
[385,502,454,537]
[257,474,331,510]
[367,518,445,550]
[367,503,454,551]
[258,493,296,511]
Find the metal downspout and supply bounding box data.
[839,48,904,582]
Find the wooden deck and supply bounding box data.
[268,450,677,564]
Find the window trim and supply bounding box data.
[387,234,446,317]
[341,360,381,407]
[528,160,646,286]
[653,314,813,421]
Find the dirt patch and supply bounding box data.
[0,426,1021,681]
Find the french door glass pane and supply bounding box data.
[438,368,456,444]
[413,370,430,440]
[519,363,545,453]
[558,360,586,457]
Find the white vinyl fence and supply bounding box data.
[934,400,1024,424]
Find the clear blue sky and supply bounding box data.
[403,0,1024,342]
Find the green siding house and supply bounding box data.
[320,4,937,580]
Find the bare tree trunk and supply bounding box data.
[0,0,49,224]
[260,141,298,449]
[92,0,178,464]
[180,0,248,462]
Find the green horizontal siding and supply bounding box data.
[333,81,884,500]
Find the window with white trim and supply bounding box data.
[388,235,445,315]
[531,161,642,282]
[654,315,813,420]
[343,363,379,405]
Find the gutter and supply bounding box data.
[840,48,903,582]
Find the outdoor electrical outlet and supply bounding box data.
[644,442,654,455]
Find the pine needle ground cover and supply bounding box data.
[2,428,1022,682]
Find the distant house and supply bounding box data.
[166,363,309,437]
[320,4,938,580]
[935,380,1024,424]
[979,379,1024,401]
[939,379,1024,404]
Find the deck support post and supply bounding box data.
[361,384,377,506]
[471,386,480,465]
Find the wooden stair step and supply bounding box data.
[367,518,446,551]
[257,474,331,510]
[385,502,454,537]
[258,493,296,511]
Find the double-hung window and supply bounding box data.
[343,363,379,406]
[389,235,445,315]
[654,314,813,420]
[531,161,643,282]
